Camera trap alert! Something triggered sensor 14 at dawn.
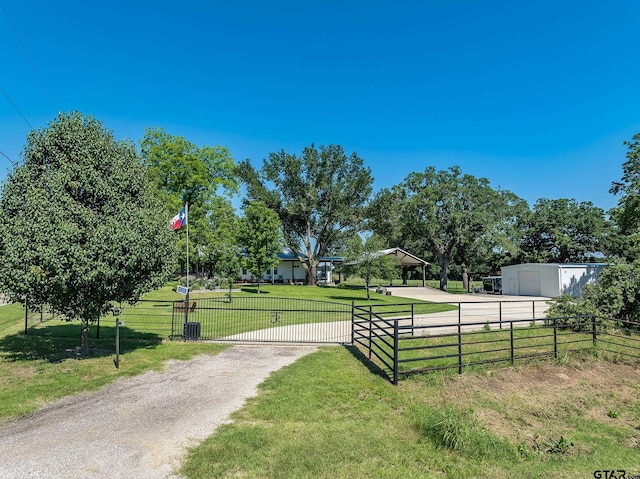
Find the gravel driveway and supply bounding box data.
[0,345,317,479]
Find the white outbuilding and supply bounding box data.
[500,263,607,298]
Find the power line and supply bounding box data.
[0,0,55,110]
[0,149,18,167]
[0,85,33,129]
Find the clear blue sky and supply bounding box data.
[1,0,639,212]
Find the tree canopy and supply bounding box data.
[370,166,519,291]
[0,112,176,354]
[520,198,609,263]
[140,127,239,276]
[610,132,640,234]
[342,234,399,299]
[238,202,283,293]
[238,144,373,286]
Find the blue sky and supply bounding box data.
[1,0,638,212]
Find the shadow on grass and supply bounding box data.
[343,344,393,383]
[328,295,388,303]
[240,287,272,294]
[0,323,162,363]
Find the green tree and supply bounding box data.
[238,144,373,286]
[239,202,283,293]
[140,127,238,277]
[342,234,399,300]
[610,132,640,234]
[520,198,609,263]
[208,198,243,298]
[0,112,176,355]
[370,166,516,291]
[547,261,640,331]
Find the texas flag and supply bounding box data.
[170,205,187,230]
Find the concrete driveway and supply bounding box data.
[386,286,552,335]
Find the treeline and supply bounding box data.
[142,126,639,292]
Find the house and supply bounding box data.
[239,248,342,284]
[500,263,607,297]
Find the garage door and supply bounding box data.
[518,271,541,296]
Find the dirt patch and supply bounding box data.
[426,359,640,447]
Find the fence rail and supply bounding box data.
[352,303,640,384]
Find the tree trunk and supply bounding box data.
[365,277,371,300]
[257,278,261,294]
[307,262,317,287]
[438,255,449,291]
[402,266,408,285]
[81,320,90,356]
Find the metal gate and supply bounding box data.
[170,296,351,344]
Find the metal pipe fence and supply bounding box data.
[352,302,640,385]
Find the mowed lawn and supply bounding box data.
[3,283,638,478]
[0,283,451,421]
[181,347,640,479]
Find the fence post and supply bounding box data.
[592,315,597,346]
[24,302,28,335]
[368,305,372,359]
[553,317,557,359]
[351,301,355,345]
[532,301,536,321]
[458,303,462,374]
[411,303,415,337]
[510,321,514,365]
[115,318,120,369]
[499,301,503,329]
[393,319,399,385]
[184,290,190,331]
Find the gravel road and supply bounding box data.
[0,345,317,479]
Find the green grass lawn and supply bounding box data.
[0,293,229,421]
[181,346,640,479]
[0,282,453,421]
[340,278,478,294]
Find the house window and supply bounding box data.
[242,269,247,275]
[266,269,271,275]
[273,267,278,275]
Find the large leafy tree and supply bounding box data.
[370,166,518,291]
[238,202,283,293]
[610,132,640,234]
[239,144,373,286]
[342,234,399,300]
[207,197,243,298]
[520,198,609,263]
[140,127,238,276]
[0,112,176,354]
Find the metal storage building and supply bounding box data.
[501,263,607,298]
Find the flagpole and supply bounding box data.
[185,202,189,289]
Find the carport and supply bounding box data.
[379,247,428,287]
